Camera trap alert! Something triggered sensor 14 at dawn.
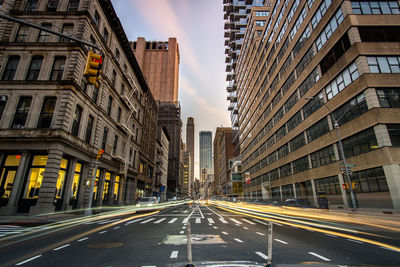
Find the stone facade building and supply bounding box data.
[0,0,149,214]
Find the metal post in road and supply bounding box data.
[266,222,273,267]
[85,161,99,216]
[186,221,195,267]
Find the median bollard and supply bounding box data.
[266,222,273,267]
[185,221,195,267]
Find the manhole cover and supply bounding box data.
[87,242,123,248]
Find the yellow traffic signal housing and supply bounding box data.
[84,50,102,88]
[96,149,104,160]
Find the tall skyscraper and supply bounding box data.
[131,37,180,102]
[199,131,213,183]
[186,117,195,191]
[229,0,400,209]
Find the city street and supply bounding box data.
[0,203,399,266]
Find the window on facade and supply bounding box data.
[299,67,320,97]
[342,127,378,158]
[367,56,400,74]
[113,175,120,200]
[306,117,330,143]
[25,0,38,11]
[320,34,351,74]
[377,88,400,108]
[70,162,82,200]
[111,70,116,86]
[0,95,7,122]
[46,0,58,11]
[315,9,344,51]
[293,26,310,57]
[102,172,111,200]
[115,49,120,62]
[282,184,295,199]
[351,167,388,193]
[50,56,66,81]
[11,97,32,129]
[311,0,333,29]
[296,46,315,77]
[287,111,302,132]
[315,176,340,195]
[71,105,82,137]
[24,155,48,199]
[117,107,121,123]
[92,86,99,103]
[93,11,100,28]
[101,127,108,150]
[37,96,56,128]
[387,124,400,146]
[359,26,400,42]
[351,1,400,14]
[37,23,52,42]
[67,0,79,11]
[55,158,69,199]
[310,145,336,168]
[278,144,289,159]
[60,24,74,43]
[284,91,299,114]
[15,25,29,42]
[292,156,310,174]
[102,28,109,43]
[85,115,94,143]
[107,96,112,116]
[303,93,323,119]
[26,56,43,81]
[332,93,368,126]
[289,133,306,152]
[280,163,292,178]
[325,62,359,100]
[276,125,287,141]
[2,56,19,81]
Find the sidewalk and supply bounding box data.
[0,212,85,226]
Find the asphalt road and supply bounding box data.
[0,203,399,267]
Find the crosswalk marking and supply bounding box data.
[195,218,201,224]
[256,252,268,260]
[230,218,242,224]
[154,218,167,224]
[140,218,155,224]
[182,217,189,224]
[242,219,256,225]
[98,219,120,225]
[170,251,179,258]
[207,218,215,224]
[219,218,229,224]
[0,225,28,236]
[169,218,178,224]
[234,238,244,243]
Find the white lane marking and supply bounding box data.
[213,226,218,229]
[252,219,269,225]
[180,231,184,234]
[98,219,120,225]
[256,252,268,260]
[195,218,201,224]
[274,222,283,226]
[236,224,241,227]
[99,231,107,234]
[219,218,229,224]
[77,237,89,242]
[141,266,157,267]
[208,224,212,226]
[125,218,144,225]
[380,246,399,252]
[113,226,120,230]
[243,227,249,230]
[325,234,337,238]
[308,252,331,261]
[169,218,178,224]
[206,206,224,219]
[230,218,242,224]
[15,255,42,265]
[256,232,265,236]
[182,217,189,224]
[346,239,364,244]
[154,218,167,224]
[140,218,155,224]
[274,239,288,244]
[198,205,205,219]
[234,238,244,243]
[207,218,215,224]
[182,226,186,229]
[170,251,179,258]
[85,219,108,225]
[222,231,229,235]
[53,244,71,251]
[242,219,256,225]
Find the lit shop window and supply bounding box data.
[113,175,120,201]
[0,155,21,199]
[70,162,82,200]
[55,158,69,199]
[25,155,48,199]
[102,172,111,200]
[93,168,100,200]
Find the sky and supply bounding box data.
[110,0,231,180]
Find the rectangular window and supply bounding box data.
[47,0,59,11]
[71,105,82,137]
[67,0,79,11]
[70,162,82,200]
[37,96,56,128]
[280,163,292,178]
[92,86,99,103]
[359,26,400,42]
[24,155,48,199]
[303,92,323,119]
[113,175,120,200]
[115,49,120,62]
[289,132,306,152]
[55,158,69,199]
[25,0,38,11]
[26,56,43,81]
[50,56,66,81]
[311,0,332,29]
[85,115,94,143]
[351,167,388,193]
[60,24,74,43]
[332,93,368,126]
[15,25,29,42]
[306,117,330,143]
[93,11,100,28]
[311,145,336,168]
[320,34,351,74]
[315,8,344,51]
[102,172,111,200]
[0,95,7,122]
[315,176,340,195]
[2,56,19,81]
[342,127,378,158]
[387,124,400,146]
[367,56,400,74]
[377,88,400,108]
[111,70,116,86]
[37,23,52,42]
[102,28,109,43]
[325,62,359,100]
[287,111,302,132]
[107,96,112,115]
[293,156,310,174]
[296,46,315,77]
[117,107,121,122]
[351,1,400,14]
[11,97,32,129]
[101,127,108,150]
[299,67,320,97]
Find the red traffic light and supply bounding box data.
[96,149,104,160]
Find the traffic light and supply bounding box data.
[84,50,102,88]
[96,149,104,160]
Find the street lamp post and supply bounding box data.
[305,97,358,209]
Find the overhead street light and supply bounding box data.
[305,96,358,209]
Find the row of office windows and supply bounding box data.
[24,0,79,12]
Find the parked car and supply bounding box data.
[283,198,316,208]
[136,197,159,207]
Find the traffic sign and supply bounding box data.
[340,162,356,167]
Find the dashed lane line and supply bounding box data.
[207,218,215,224]
[256,232,265,236]
[15,255,42,266]
[243,227,249,230]
[230,218,242,224]
[222,231,229,235]
[242,219,256,225]
[180,231,184,234]
[113,226,120,230]
[347,239,364,244]
[168,218,177,224]
[53,244,71,251]
[325,234,337,238]
[99,231,107,234]
[154,218,167,224]
[380,246,399,252]
[234,238,244,243]
[255,252,268,260]
[141,218,156,224]
[308,252,331,262]
[170,251,179,258]
[274,239,288,244]
[219,218,229,224]
[77,237,89,242]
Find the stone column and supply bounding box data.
[338,174,349,208]
[293,183,297,198]
[0,151,30,215]
[79,161,93,210]
[310,180,318,206]
[62,158,77,211]
[383,165,400,209]
[30,147,64,215]
[279,185,283,201]
[96,170,106,207]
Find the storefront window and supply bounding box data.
[93,169,100,201]
[102,172,111,200]
[113,175,120,201]
[25,155,48,199]
[0,155,21,200]
[55,158,69,199]
[70,162,82,200]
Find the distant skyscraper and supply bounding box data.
[186,117,195,191]
[199,131,213,183]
